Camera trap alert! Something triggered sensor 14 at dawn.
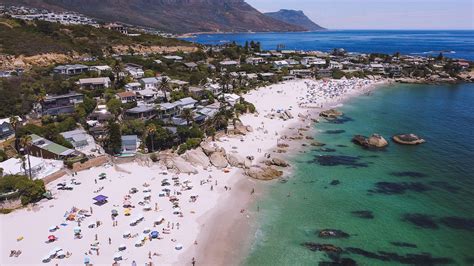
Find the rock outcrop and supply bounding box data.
[393,134,426,145]
[200,142,218,156]
[319,109,343,120]
[245,165,283,180]
[352,134,388,149]
[227,153,247,168]
[183,148,210,168]
[209,149,228,169]
[265,157,290,167]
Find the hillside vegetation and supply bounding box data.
[0,18,194,57]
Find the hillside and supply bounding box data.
[0,0,304,33]
[264,9,325,31]
[0,18,194,56]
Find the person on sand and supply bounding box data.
[149,251,152,259]
[194,240,198,245]
[210,185,213,191]
[192,257,196,266]
[108,237,111,245]
[251,188,255,195]
[132,261,137,266]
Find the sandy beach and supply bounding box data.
[0,78,387,266]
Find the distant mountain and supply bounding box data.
[264,9,325,31]
[0,0,305,33]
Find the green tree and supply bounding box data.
[181,109,194,126]
[106,122,122,155]
[158,77,170,102]
[144,69,155,78]
[106,98,122,117]
[19,135,33,179]
[145,124,157,152]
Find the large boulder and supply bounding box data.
[227,153,246,168]
[266,157,289,167]
[172,157,198,174]
[393,134,426,145]
[183,148,210,168]
[200,142,217,156]
[352,134,388,149]
[368,134,389,148]
[319,109,343,119]
[209,151,228,168]
[245,165,283,180]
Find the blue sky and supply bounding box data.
[247,0,474,30]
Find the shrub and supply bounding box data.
[0,175,46,205]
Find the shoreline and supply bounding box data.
[0,78,389,266]
[178,78,390,265]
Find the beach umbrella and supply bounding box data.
[175,244,183,250]
[88,222,95,228]
[83,256,90,264]
[124,208,131,216]
[113,252,123,261]
[49,226,57,232]
[99,173,106,177]
[48,235,57,242]
[42,256,51,263]
[74,227,81,234]
[111,209,118,216]
[118,244,127,251]
[150,231,159,239]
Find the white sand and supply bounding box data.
[0,78,385,265]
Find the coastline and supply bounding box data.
[0,78,389,266]
[178,78,390,265]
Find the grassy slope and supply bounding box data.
[0,18,194,57]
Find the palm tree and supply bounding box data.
[20,135,33,179]
[113,60,124,82]
[9,116,20,151]
[36,94,46,114]
[181,109,194,126]
[158,77,170,102]
[145,124,157,152]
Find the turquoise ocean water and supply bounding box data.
[245,83,474,265]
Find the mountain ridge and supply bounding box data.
[0,0,306,33]
[264,9,325,31]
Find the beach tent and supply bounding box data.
[143,204,152,211]
[175,244,183,250]
[99,173,107,179]
[123,201,132,208]
[57,250,66,259]
[74,227,81,233]
[111,209,118,216]
[92,195,108,206]
[124,208,131,216]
